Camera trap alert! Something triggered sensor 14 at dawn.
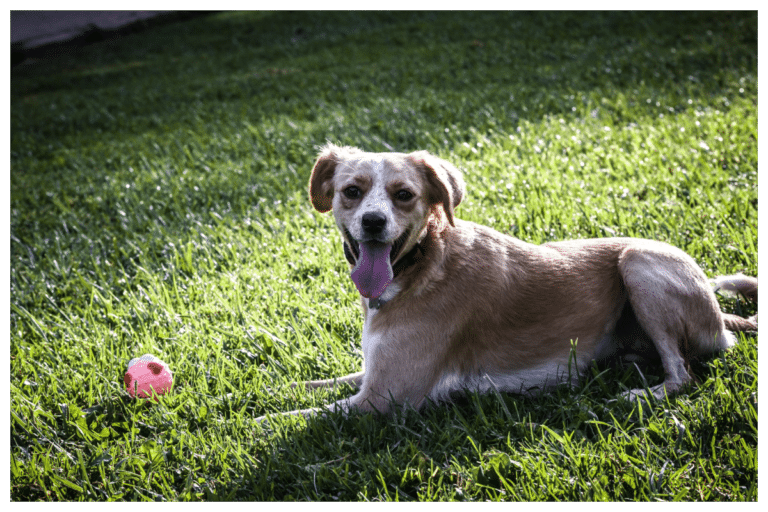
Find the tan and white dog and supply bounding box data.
[258,144,757,422]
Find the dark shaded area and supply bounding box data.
[12,12,757,143]
[11,11,216,67]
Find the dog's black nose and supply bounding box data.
[362,212,387,234]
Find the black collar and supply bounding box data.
[343,241,423,309]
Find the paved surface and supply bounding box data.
[11,11,167,48]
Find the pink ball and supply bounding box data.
[124,354,173,399]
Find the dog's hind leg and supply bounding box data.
[617,244,727,400]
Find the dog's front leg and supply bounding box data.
[257,333,442,423]
[344,335,442,415]
[291,371,365,391]
[256,372,364,424]
[256,373,427,424]
[291,370,434,419]
[255,386,382,424]
[255,398,354,423]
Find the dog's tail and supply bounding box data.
[712,274,757,331]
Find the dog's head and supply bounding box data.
[309,144,465,299]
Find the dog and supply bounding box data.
[256,144,757,422]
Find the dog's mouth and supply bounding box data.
[343,227,411,299]
[344,227,410,264]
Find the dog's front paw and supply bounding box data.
[621,383,676,402]
[620,388,651,402]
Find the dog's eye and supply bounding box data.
[395,190,413,202]
[343,186,361,199]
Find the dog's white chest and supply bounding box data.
[360,283,400,371]
[360,309,378,371]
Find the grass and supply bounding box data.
[10,11,757,501]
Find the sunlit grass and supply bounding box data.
[11,11,756,501]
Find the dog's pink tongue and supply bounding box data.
[351,242,393,299]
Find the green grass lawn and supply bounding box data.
[10,11,757,501]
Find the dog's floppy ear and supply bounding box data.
[309,144,364,212]
[409,151,465,226]
[309,144,343,212]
